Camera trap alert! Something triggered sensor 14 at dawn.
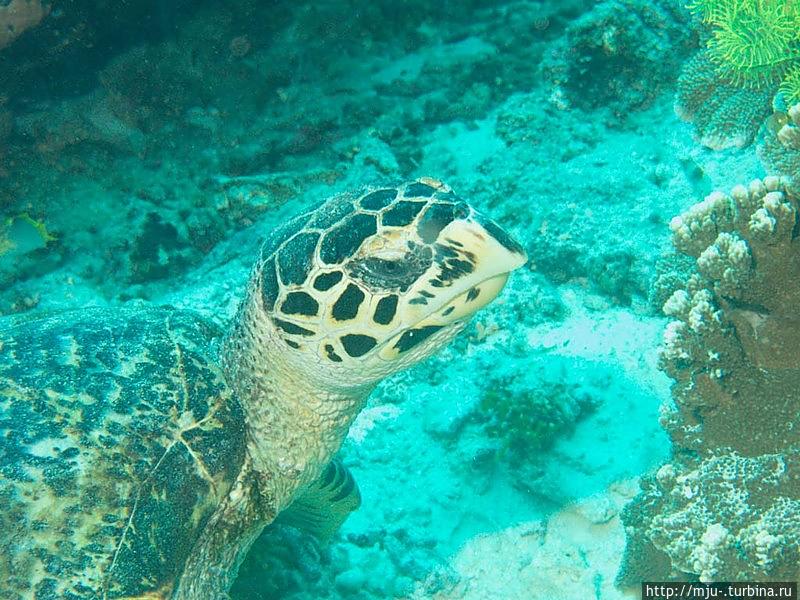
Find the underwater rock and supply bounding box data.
[542,0,692,116]
[334,568,366,595]
[0,0,49,50]
[422,390,475,441]
[98,43,208,133]
[618,176,800,583]
[427,482,635,600]
[0,213,62,302]
[675,51,775,150]
[528,230,650,305]
[495,90,604,160]
[14,90,146,154]
[128,211,195,284]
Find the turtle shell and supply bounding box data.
[0,307,247,599]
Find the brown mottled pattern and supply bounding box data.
[0,307,247,599]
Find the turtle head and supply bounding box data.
[244,178,527,391]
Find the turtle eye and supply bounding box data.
[347,255,423,291]
[346,242,434,292]
[356,257,412,286]
[370,258,402,275]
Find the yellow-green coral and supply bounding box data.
[690,0,800,89]
[687,0,723,22]
[779,63,800,103]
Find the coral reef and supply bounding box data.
[618,175,800,583]
[622,453,799,583]
[675,51,775,149]
[0,0,721,595]
[0,0,48,50]
[759,102,800,183]
[691,0,800,96]
[1,0,584,309]
[676,0,800,149]
[542,0,693,116]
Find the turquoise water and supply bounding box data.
[1,1,799,598]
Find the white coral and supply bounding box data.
[670,191,735,256]
[692,523,729,582]
[686,290,721,333]
[663,289,690,319]
[696,232,751,296]
[662,321,691,362]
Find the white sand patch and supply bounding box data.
[418,480,641,600]
[529,286,668,398]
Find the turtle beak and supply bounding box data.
[466,212,528,272]
[377,212,526,361]
[412,215,527,327]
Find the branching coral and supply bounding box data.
[0,0,49,50]
[618,175,800,584]
[663,176,800,452]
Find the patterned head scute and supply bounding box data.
[256,178,526,370]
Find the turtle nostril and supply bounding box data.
[454,203,470,219]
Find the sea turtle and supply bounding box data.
[0,178,527,599]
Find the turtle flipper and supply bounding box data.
[276,458,361,542]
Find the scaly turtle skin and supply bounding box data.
[0,309,245,599]
[0,178,527,599]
